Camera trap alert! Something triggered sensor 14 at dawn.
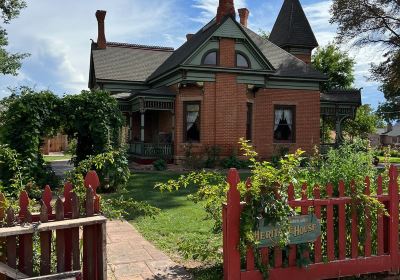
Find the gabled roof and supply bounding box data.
[91,42,173,82]
[90,13,325,85]
[269,0,318,49]
[147,18,220,82]
[242,27,325,80]
[384,127,400,137]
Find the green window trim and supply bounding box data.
[236,51,251,68]
[201,49,219,66]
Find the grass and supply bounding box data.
[378,156,400,164]
[43,154,71,162]
[113,171,250,279]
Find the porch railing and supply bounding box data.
[130,142,173,158]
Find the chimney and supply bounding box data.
[95,10,107,49]
[238,8,249,27]
[186,34,194,41]
[216,0,236,24]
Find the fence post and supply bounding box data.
[389,165,399,273]
[223,168,241,280]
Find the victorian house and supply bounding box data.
[88,0,361,163]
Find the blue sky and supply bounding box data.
[0,0,386,108]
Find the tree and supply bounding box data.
[330,0,400,121]
[312,43,355,92]
[258,29,270,40]
[343,105,384,139]
[0,0,29,75]
[62,90,124,164]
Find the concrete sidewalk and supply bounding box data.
[107,220,192,280]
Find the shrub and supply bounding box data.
[221,154,250,169]
[0,144,32,198]
[153,159,167,171]
[183,144,204,170]
[66,148,130,194]
[203,145,221,168]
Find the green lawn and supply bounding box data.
[43,154,72,162]
[378,156,400,164]
[114,171,250,279]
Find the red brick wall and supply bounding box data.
[171,37,320,163]
[253,88,320,158]
[219,38,235,67]
[294,53,311,64]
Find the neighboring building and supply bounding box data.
[369,123,400,147]
[88,0,360,163]
[41,133,69,155]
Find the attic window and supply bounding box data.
[236,52,250,68]
[202,50,218,66]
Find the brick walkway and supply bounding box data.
[106,220,193,280]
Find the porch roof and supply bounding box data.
[113,86,176,101]
[320,89,362,105]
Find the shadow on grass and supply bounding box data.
[188,264,223,280]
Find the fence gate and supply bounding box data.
[223,165,399,280]
[0,171,107,280]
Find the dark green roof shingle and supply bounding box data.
[92,42,173,82]
[269,0,318,49]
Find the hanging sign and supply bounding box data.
[254,214,321,247]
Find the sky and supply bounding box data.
[0,0,387,108]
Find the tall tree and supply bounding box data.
[312,43,355,92]
[330,0,400,121]
[343,105,385,139]
[0,0,29,75]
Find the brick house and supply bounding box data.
[88,0,361,163]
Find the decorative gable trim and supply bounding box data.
[213,17,246,39]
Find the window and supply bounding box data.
[202,50,218,65]
[184,102,201,142]
[246,102,253,141]
[236,52,250,68]
[274,106,295,143]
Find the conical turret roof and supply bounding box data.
[269,0,318,49]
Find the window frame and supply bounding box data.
[183,101,201,143]
[246,102,253,142]
[201,49,219,66]
[273,105,296,144]
[235,51,251,68]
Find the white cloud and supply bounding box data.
[1,0,183,96]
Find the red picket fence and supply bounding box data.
[0,171,106,280]
[223,165,399,280]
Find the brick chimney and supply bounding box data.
[95,10,107,49]
[186,34,194,41]
[238,8,249,27]
[216,0,236,24]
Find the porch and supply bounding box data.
[320,89,362,153]
[116,87,176,162]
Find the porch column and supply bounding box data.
[171,111,175,142]
[140,110,145,142]
[129,113,133,142]
[335,116,343,145]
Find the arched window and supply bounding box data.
[202,50,218,65]
[236,52,250,68]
